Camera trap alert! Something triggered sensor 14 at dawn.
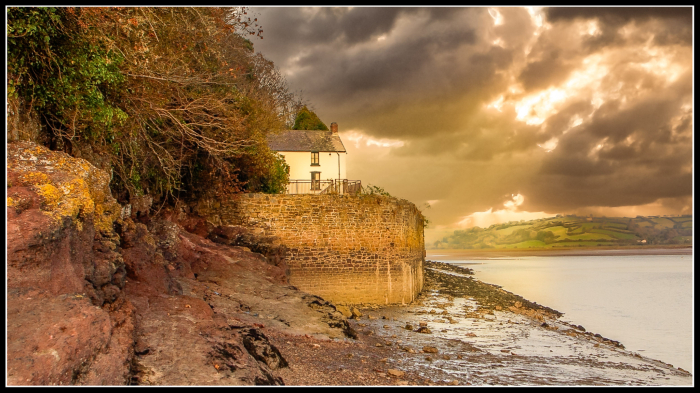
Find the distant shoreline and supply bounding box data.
[426,246,692,259]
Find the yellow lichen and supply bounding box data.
[18,172,50,187]
[9,142,122,235]
[35,183,62,211]
[7,197,17,207]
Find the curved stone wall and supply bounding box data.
[196,194,425,305]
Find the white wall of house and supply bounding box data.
[279,151,347,181]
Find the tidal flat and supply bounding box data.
[271,261,693,386]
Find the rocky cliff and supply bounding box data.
[6,141,356,385]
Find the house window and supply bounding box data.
[311,152,320,166]
[311,172,321,190]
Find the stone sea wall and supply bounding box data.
[195,194,425,305]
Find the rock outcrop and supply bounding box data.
[7,141,355,386]
[7,141,133,385]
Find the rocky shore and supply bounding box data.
[6,141,693,386]
[264,261,692,386]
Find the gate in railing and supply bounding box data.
[285,180,362,195]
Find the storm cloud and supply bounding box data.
[250,6,693,237]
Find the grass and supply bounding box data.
[495,224,530,236]
[673,236,692,242]
[602,227,635,233]
[546,226,570,239]
[433,215,691,250]
[496,240,547,249]
[652,217,676,228]
[579,223,600,230]
[604,222,628,229]
[559,232,615,241]
[590,228,639,240]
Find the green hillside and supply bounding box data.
[431,215,693,250]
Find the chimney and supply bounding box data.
[330,122,338,134]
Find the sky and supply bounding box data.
[248,6,693,244]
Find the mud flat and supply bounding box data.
[279,261,692,386]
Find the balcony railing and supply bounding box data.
[285,179,362,195]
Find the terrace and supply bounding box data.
[285,179,362,195]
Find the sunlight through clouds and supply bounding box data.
[514,88,568,125]
[488,8,503,25]
[252,7,692,228]
[343,130,405,149]
[456,194,554,228]
[537,137,558,152]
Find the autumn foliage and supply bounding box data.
[7,7,296,206]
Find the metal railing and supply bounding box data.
[285,179,362,195]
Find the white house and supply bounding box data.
[268,122,360,194]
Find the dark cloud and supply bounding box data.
[251,7,692,227]
[527,168,692,213]
[540,100,593,135]
[545,7,692,24]
[518,50,576,91]
[545,7,692,49]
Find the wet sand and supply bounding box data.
[427,246,692,260]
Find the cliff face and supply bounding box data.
[6,141,356,385]
[7,141,132,385]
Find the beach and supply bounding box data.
[265,259,693,386]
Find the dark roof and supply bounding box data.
[267,130,346,153]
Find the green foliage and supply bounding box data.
[260,153,290,194]
[242,151,289,194]
[7,7,127,141]
[361,184,393,197]
[292,105,328,130]
[431,215,692,249]
[8,7,299,210]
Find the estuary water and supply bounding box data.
[427,250,694,373]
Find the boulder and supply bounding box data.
[351,307,363,319]
[335,305,353,318]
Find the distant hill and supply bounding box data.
[430,215,693,250]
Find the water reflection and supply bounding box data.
[429,253,693,372]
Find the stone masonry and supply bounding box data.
[195,194,425,305]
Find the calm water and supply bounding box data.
[428,253,693,372]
